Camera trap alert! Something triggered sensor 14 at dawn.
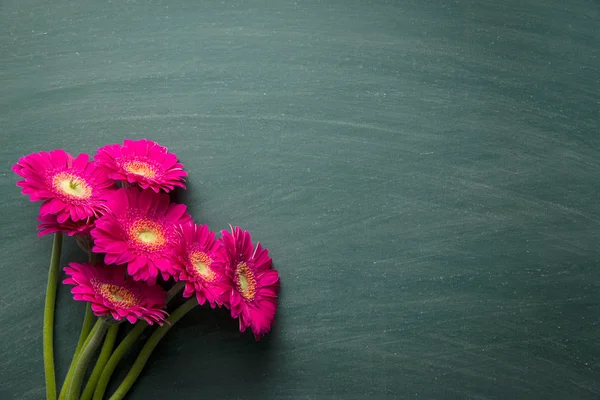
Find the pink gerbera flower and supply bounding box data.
[63,262,168,325]
[38,214,96,252]
[173,222,228,308]
[91,187,191,284]
[13,150,114,222]
[37,214,95,237]
[95,139,187,193]
[218,226,280,340]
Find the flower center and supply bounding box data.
[98,283,138,308]
[52,172,92,199]
[138,230,157,243]
[123,160,157,178]
[235,262,256,301]
[129,219,167,251]
[189,251,215,281]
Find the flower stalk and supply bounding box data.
[92,322,147,400]
[59,253,97,400]
[80,323,119,400]
[66,319,108,400]
[44,232,63,400]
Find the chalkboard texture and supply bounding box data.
[1,0,599,399]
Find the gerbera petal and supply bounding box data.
[165,203,188,222]
[72,153,90,171]
[39,198,65,216]
[56,211,71,224]
[258,269,280,286]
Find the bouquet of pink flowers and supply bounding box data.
[13,139,280,400]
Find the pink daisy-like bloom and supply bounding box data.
[37,214,95,237]
[63,262,168,325]
[218,226,280,340]
[95,139,187,193]
[13,150,114,223]
[37,214,96,253]
[91,187,191,284]
[173,222,228,308]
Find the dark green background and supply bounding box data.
[1,0,599,399]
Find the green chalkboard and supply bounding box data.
[1,0,599,399]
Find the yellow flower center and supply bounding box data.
[124,160,157,178]
[236,262,256,301]
[52,172,92,199]
[138,230,158,243]
[189,251,215,281]
[129,219,166,251]
[98,283,137,308]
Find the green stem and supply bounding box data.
[77,304,96,352]
[59,253,98,400]
[80,324,119,400]
[92,282,185,400]
[166,280,185,302]
[92,322,147,400]
[66,319,108,400]
[44,233,63,400]
[108,299,198,400]
[58,304,95,400]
